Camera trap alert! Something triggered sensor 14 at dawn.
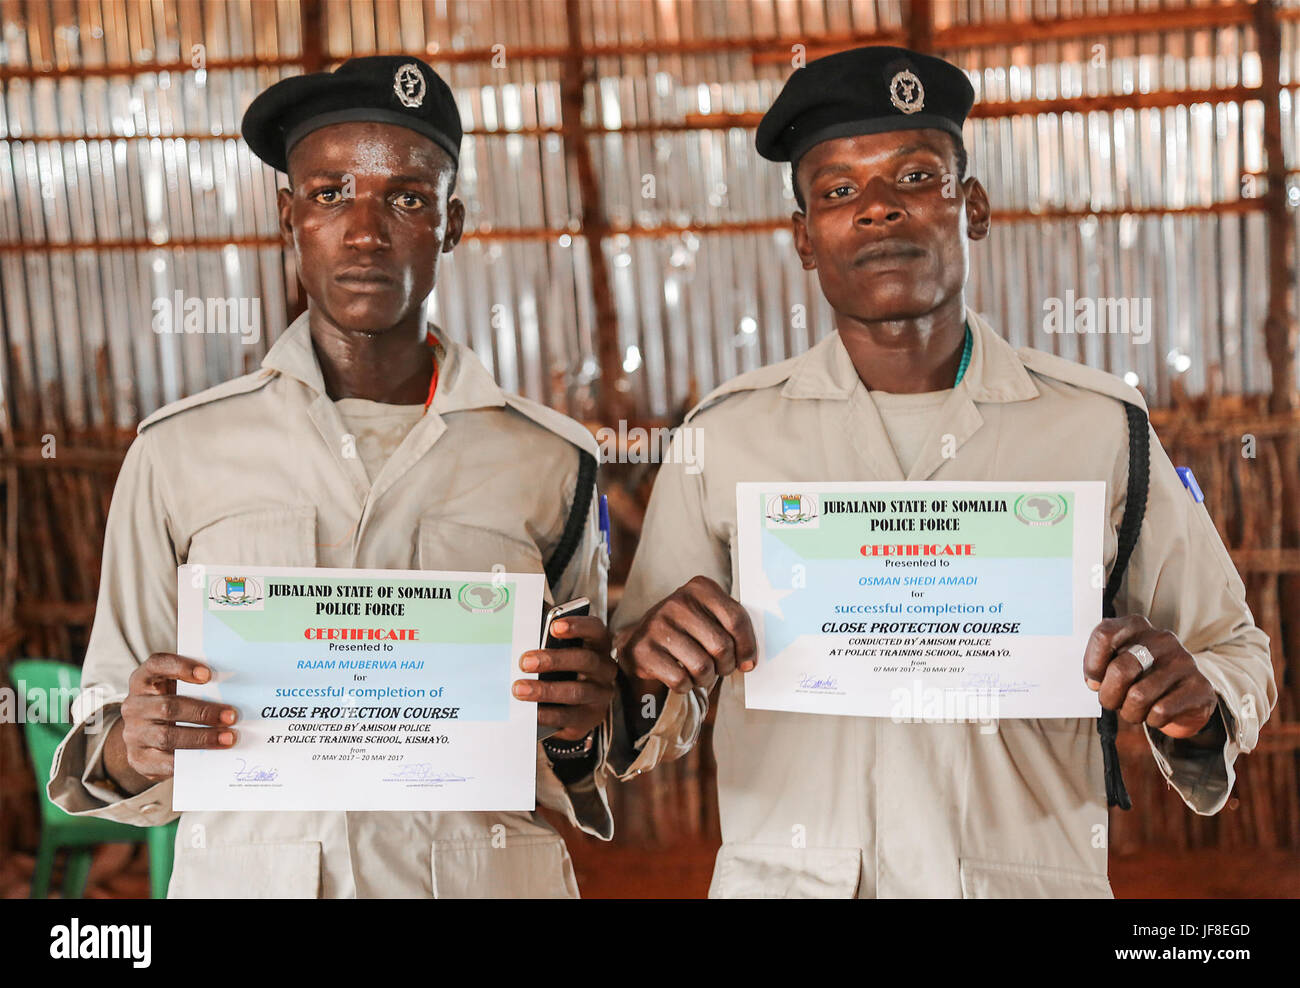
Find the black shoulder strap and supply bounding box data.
[1103,403,1151,615]
[1098,401,1150,810]
[544,449,598,592]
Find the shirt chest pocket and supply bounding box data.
[430,833,578,899]
[958,858,1113,899]
[416,518,549,600]
[709,842,862,899]
[185,506,318,568]
[171,841,322,898]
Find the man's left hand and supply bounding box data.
[513,616,615,741]
[1083,615,1223,742]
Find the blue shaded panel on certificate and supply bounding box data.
[757,528,1073,665]
[201,617,510,721]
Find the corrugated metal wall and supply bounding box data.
[2,0,1294,434]
[0,0,301,433]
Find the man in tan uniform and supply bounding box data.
[49,56,616,897]
[606,47,1276,897]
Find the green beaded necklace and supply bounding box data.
[953,322,973,386]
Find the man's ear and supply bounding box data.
[442,196,466,254]
[791,210,816,270]
[276,186,294,246]
[963,177,990,241]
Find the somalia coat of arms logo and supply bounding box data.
[765,493,819,528]
[208,575,265,610]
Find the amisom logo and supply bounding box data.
[457,582,510,613]
[1013,493,1068,527]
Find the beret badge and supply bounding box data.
[889,69,925,114]
[394,63,427,108]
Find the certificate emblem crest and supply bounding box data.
[208,575,264,610]
[889,69,924,114]
[457,582,510,613]
[765,493,819,529]
[1013,493,1069,527]
[394,63,426,108]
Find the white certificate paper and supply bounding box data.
[173,565,544,811]
[737,482,1105,720]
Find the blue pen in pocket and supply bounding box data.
[598,493,611,553]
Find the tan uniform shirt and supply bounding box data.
[335,398,428,482]
[870,388,953,475]
[607,309,1275,898]
[49,312,611,898]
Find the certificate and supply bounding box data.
[173,564,544,811]
[737,482,1105,720]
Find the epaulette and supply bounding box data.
[1017,346,1148,413]
[683,354,803,423]
[136,368,278,434]
[501,394,599,458]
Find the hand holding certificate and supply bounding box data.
[737,481,1106,721]
[173,565,546,812]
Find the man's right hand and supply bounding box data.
[616,576,758,696]
[103,653,238,795]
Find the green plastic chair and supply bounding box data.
[11,659,178,899]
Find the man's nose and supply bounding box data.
[854,176,906,228]
[343,196,391,250]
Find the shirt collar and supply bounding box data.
[261,311,507,414]
[960,308,1039,403]
[260,310,323,392]
[780,306,1039,404]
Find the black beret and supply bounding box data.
[241,55,462,177]
[756,46,975,171]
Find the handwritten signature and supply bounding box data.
[232,758,279,783]
[798,674,840,692]
[385,763,470,784]
[959,672,1038,695]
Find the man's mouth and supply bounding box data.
[853,241,926,266]
[335,267,397,290]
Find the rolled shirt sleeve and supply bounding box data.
[47,433,183,827]
[1120,426,1276,815]
[603,426,721,781]
[604,685,709,781]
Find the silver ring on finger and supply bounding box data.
[1124,643,1156,675]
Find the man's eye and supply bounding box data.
[825,184,854,199]
[901,170,933,183]
[311,188,342,204]
[393,193,426,210]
